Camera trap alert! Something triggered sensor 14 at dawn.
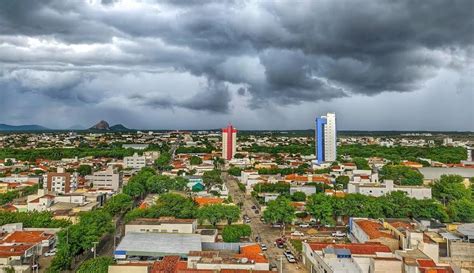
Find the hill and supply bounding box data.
[0,124,49,131]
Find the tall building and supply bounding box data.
[315,112,337,163]
[124,152,146,169]
[46,167,77,194]
[222,123,237,160]
[86,166,122,192]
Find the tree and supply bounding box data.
[353,157,370,170]
[222,205,240,225]
[155,152,172,170]
[77,165,93,176]
[197,204,239,226]
[222,225,251,242]
[306,194,335,226]
[291,191,307,202]
[234,153,245,159]
[432,175,471,205]
[448,199,474,222]
[380,165,423,185]
[190,156,203,165]
[155,193,197,219]
[203,170,222,188]
[228,167,242,176]
[77,257,114,273]
[104,194,133,216]
[335,175,350,189]
[263,196,295,224]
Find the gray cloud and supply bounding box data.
[0,0,472,128]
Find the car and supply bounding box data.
[270,262,278,271]
[284,250,293,256]
[275,239,285,248]
[44,248,56,257]
[245,219,251,223]
[260,217,265,222]
[286,256,296,263]
[271,223,282,228]
[254,210,259,214]
[299,223,310,228]
[332,231,346,238]
[290,230,304,236]
[260,243,267,251]
[251,205,257,209]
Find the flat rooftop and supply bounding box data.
[115,232,201,257]
[127,217,196,225]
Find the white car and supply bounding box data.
[286,255,296,263]
[332,231,346,237]
[290,230,304,236]
[44,249,56,257]
[299,223,309,228]
[260,243,267,251]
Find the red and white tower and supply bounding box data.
[222,123,237,160]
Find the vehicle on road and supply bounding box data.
[332,231,346,237]
[286,256,297,263]
[44,248,56,257]
[275,238,286,248]
[290,230,304,236]
[260,243,267,251]
[270,262,278,271]
[271,223,283,228]
[245,218,251,223]
[254,210,259,214]
[299,223,310,228]
[251,205,257,209]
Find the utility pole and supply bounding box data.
[92,241,99,259]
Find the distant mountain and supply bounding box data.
[89,120,130,131]
[0,124,50,131]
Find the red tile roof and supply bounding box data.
[235,244,268,263]
[1,231,53,244]
[308,242,392,255]
[194,197,223,206]
[355,220,394,239]
[0,244,33,258]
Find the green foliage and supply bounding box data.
[234,153,246,159]
[48,210,114,272]
[263,196,295,224]
[155,152,172,170]
[313,168,330,174]
[0,184,38,205]
[237,182,246,192]
[306,194,335,226]
[291,191,307,202]
[0,147,140,161]
[176,146,213,154]
[339,144,466,164]
[77,257,114,273]
[253,182,290,194]
[228,167,243,176]
[222,225,251,242]
[103,194,133,216]
[290,239,303,253]
[353,157,370,170]
[197,204,240,226]
[145,175,188,194]
[77,165,93,176]
[203,170,222,188]
[432,175,471,205]
[246,144,314,155]
[0,211,70,228]
[448,199,474,222]
[380,165,423,185]
[155,193,198,219]
[189,156,203,165]
[335,175,350,189]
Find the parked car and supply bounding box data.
[44,248,56,257]
[332,231,346,237]
[251,205,257,209]
[284,250,293,256]
[271,223,282,228]
[260,243,267,251]
[254,210,259,214]
[299,223,310,228]
[270,262,278,271]
[290,230,304,236]
[286,256,296,263]
[275,238,285,248]
[245,218,251,223]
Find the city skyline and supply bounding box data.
[0,0,473,131]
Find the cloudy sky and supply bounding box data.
[0,0,473,131]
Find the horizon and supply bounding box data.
[0,1,473,131]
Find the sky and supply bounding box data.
[0,0,473,131]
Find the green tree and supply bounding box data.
[203,170,222,188]
[189,156,203,165]
[380,165,423,185]
[353,157,370,170]
[77,257,114,273]
[155,193,197,219]
[77,165,93,176]
[432,175,471,205]
[103,194,133,216]
[291,191,307,202]
[448,199,474,222]
[197,204,234,226]
[222,225,251,242]
[306,194,334,226]
[155,152,172,170]
[228,167,242,176]
[263,196,295,224]
[335,175,350,189]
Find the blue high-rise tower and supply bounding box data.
[315,113,337,164]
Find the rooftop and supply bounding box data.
[128,217,196,225]
[308,242,391,255]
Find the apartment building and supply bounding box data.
[124,152,146,169]
[86,167,122,191]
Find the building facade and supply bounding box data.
[222,124,237,160]
[86,167,122,191]
[124,153,146,169]
[46,170,77,194]
[315,113,336,163]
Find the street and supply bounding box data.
[224,173,305,273]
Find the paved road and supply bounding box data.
[224,173,305,273]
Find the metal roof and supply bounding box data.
[115,232,202,257]
[419,167,474,179]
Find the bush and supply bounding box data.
[77,257,114,273]
[222,225,251,242]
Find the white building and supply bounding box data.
[124,153,146,169]
[86,167,122,191]
[125,218,197,234]
[348,180,432,200]
[315,112,337,163]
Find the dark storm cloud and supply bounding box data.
[0,0,472,115]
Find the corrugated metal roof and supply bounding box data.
[116,233,202,257]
